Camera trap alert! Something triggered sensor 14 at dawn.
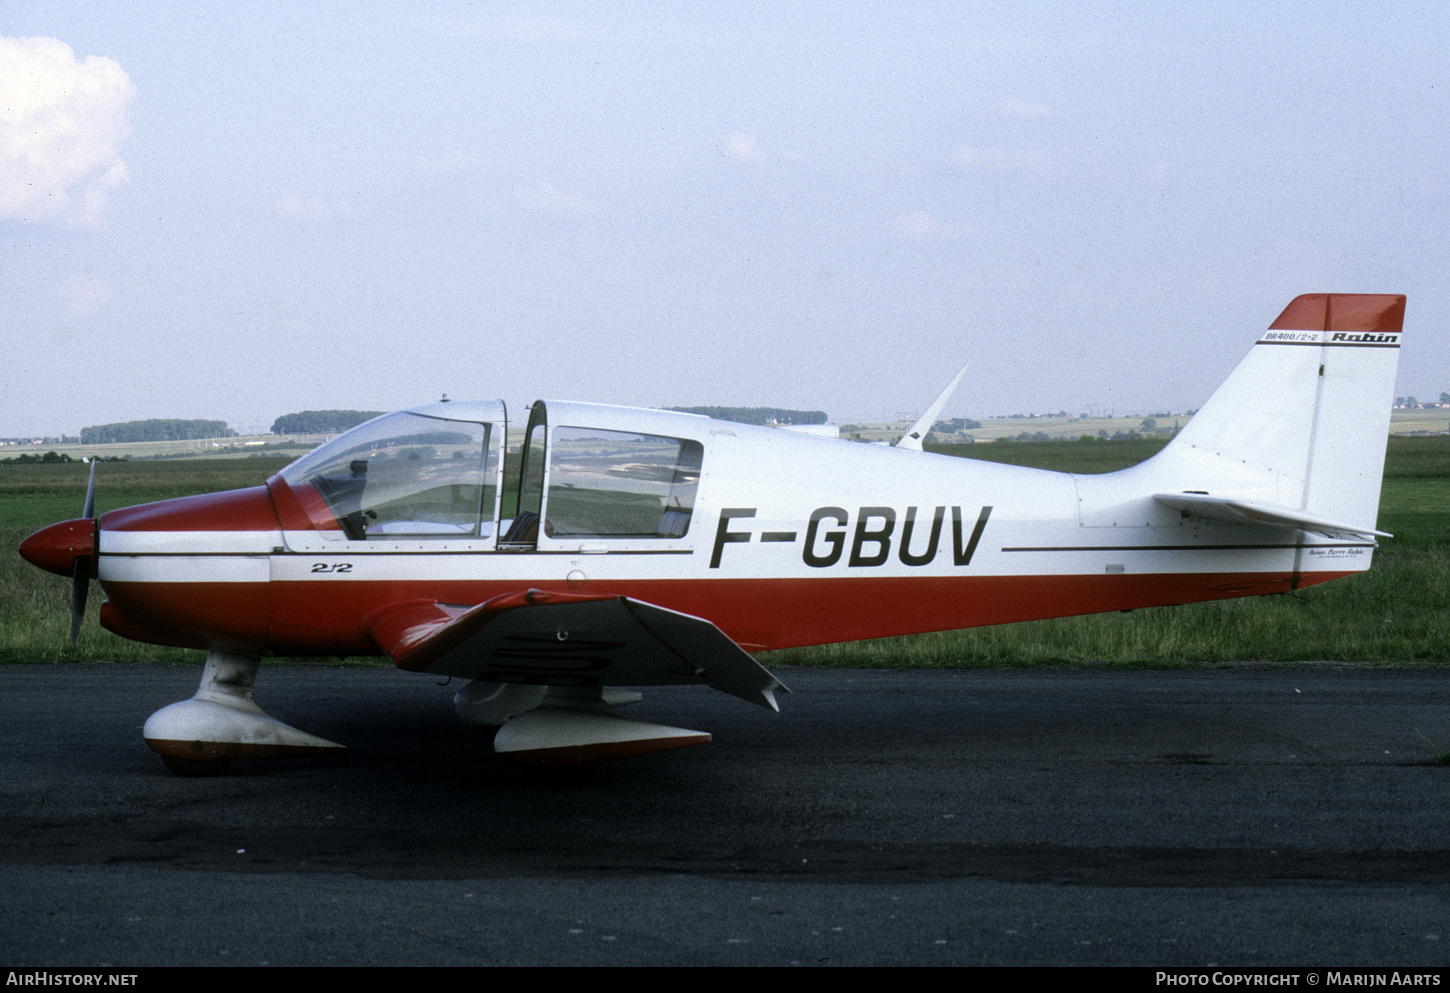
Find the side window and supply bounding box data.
[545,427,702,538]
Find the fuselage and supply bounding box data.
[25,400,1367,660]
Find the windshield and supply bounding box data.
[279,411,497,539]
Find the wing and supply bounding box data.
[362,589,787,710]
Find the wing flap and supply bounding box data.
[362,590,787,710]
[1153,492,1390,541]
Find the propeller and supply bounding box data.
[69,460,97,645]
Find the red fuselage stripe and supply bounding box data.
[99,570,1350,656]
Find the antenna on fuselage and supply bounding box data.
[895,362,969,452]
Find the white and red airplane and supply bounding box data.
[20,293,1405,776]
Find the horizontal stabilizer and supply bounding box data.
[364,589,787,710]
[1153,492,1390,541]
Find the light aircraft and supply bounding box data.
[19,293,1405,777]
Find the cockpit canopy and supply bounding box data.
[276,400,706,549]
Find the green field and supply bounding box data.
[2,440,1446,666]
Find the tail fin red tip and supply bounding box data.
[1269,293,1406,334]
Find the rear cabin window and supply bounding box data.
[546,427,701,538]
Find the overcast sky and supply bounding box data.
[2,2,1447,437]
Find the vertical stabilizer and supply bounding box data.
[1142,294,1404,532]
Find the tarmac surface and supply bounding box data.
[1,662,1448,966]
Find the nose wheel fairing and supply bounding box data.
[143,651,346,775]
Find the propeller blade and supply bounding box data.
[70,560,89,645]
[72,459,97,644]
[82,459,96,520]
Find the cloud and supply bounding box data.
[893,210,960,242]
[513,182,592,216]
[999,98,1053,120]
[0,36,135,226]
[723,131,764,163]
[954,145,1050,175]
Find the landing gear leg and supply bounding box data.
[143,651,346,776]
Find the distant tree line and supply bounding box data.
[1,451,127,464]
[2,450,78,464]
[80,419,236,445]
[667,406,827,426]
[920,418,983,444]
[270,410,384,435]
[930,417,982,432]
[1394,393,1450,408]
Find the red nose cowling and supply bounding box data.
[19,518,97,578]
[20,486,283,653]
[101,486,281,652]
